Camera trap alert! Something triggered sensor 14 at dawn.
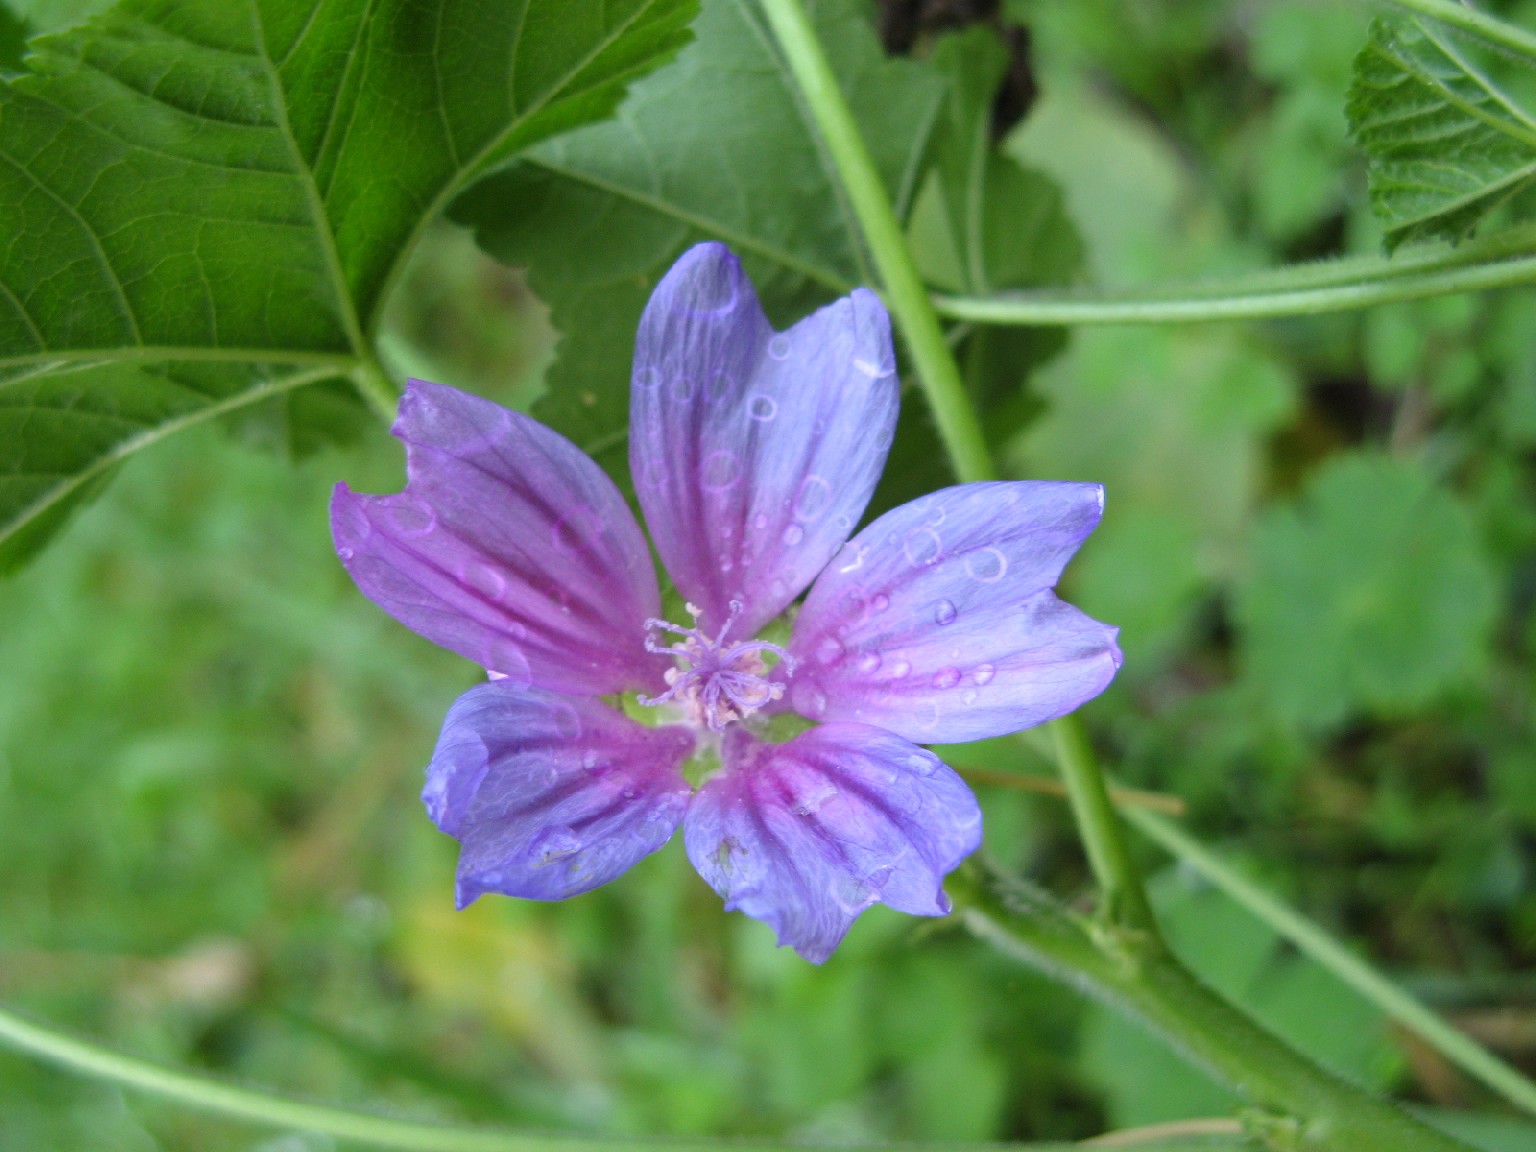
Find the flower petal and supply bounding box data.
[333,380,665,696]
[630,243,899,638]
[786,482,1122,743]
[424,683,696,905]
[684,724,981,963]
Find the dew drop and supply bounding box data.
[814,635,845,665]
[768,334,792,360]
[871,593,890,614]
[793,475,833,522]
[540,761,559,787]
[529,826,581,865]
[387,500,436,536]
[973,663,996,686]
[752,512,770,531]
[781,523,805,546]
[932,667,961,690]
[903,528,942,567]
[934,599,958,626]
[337,547,354,561]
[962,688,979,706]
[795,684,828,718]
[905,753,937,777]
[582,750,600,770]
[700,450,741,490]
[833,514,852,532]
[670,376,696,401]
[792,782,838,816]
[749,393,778,421]
[707,370,732,399]
[550,702,582,740]
[853,357,892,380]
[889,658,912,680]
[855,651,881,675]
[464,563,505,600]
[865,863,896,889]
[965,547,1008,584]
[634,366,661,390]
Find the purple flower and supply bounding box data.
[331,244,1121,963]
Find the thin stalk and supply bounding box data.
[1124,806,1536,1119]
[1049,714,1157,932]
[353,355,402,426]
[0,1002,1086,1152]
[1384,0,1536,61]
[955,863,1474,1152]
[956,765,1187,816]
[933,244,1536,326]
[755,0,995,484]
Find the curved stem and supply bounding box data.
[955,863,1472,1152]
[933,234,1536,327]
[755,0,995,484]
[1123,805,1536,1119]
[353,354,402,427]
[1049,714,1157,932]
[1384,0,1536,61]
[3,1002,1071,1152]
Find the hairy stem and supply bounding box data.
[955,863,1473,1152]
[760,3,1482,1148]
[933,225,1536,326]
[755,0,995,484]
[1125,805,1536,1118]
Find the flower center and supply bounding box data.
[639,600,793,733]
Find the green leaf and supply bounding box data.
[452,0,945,488]
[1349,16,1536,251]
[0,0,698,566]
[1236,452,1499,729]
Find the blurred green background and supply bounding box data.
[3,0,1536,1148]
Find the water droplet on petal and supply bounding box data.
[749,394,777,421]
[962,688,978,705]
[337,547,354,561]
[464,563,505,600]
[795,683,828,718]
[634,366,661,390]
[752,512,770,532]
[903,528,942,567]
[794,475,833,521]
[932,667,961,689]
[934,599,957,626]
[905,753,938,777]
[529,826,581,865]
[670,376,696,401]
[889,659,911,680]
[700,450,741,490]
[550,702,582,740]
[781,523,805,546]
[814,636,844,665]
[582,750,600,770]
[865,863,896,890]
[871,593,890,614]
[974,663,996,686]
[540,761,559,787]
[387,499,436,536]
[833,514,852,532]
[965,547,1008,583]
[768,334,792,360]
[792,781,838,816]
[856,651,881,675]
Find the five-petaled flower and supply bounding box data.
[331,243,1121,962]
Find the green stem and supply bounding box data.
[755,0,995,484]
[933,227,1536,326]
[353,355,403,427]
[955,863,1473,1152]
[1123,806,1536,1119]
[4,1002,1082,1152]
[1050,714,1157,932]
[1383,0,1536,61]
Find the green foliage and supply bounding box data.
[0,0,696,568]
[1237,452,1498,729]
[1350,16,1536,251]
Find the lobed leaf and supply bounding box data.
[0,0,698,567]
[1349,16,1536,251]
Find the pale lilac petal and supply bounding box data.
[684,725,981,963]
[332,380,666,696]
[785,482,1122,743]
[424,683,695,905]
[630,243,899,639]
